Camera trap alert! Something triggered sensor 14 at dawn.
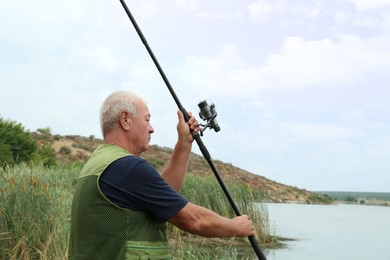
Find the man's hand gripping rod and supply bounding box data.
[119,1,266,259]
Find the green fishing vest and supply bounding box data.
[68,144,171,260]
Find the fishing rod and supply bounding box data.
[118,1,266,259]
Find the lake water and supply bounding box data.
[264,203,390,260]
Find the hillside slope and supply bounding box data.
[53,135,331,204]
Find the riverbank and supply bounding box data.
[336,200,389,207]
[316,191,390,207]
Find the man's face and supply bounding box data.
[129,99,154,155]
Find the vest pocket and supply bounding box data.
[126,241,171,260]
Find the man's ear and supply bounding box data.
[119,110,132,130]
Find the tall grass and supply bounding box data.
[180,173,270,240]
[0,164,80,259]
[0,165,271,259]
[169,173,271,259]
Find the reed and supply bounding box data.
[0,165,270,259]
[180,173,269,237]
[0,164,80,259]
[168,173,271,258]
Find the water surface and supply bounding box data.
[264,203,390,260]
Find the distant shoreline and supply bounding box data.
[274,199,389,207]
[335,200,389,207]
[314,191,390,207]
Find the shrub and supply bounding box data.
[0,117,37,166]
[0,142,13,166]
[59,146,72,155]
[32,141,57,167]
[148,157,165,169]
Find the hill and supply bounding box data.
[52,134,331,204]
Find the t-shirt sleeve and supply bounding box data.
[99,156,188,222]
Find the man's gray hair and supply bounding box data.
[100,90,141,136]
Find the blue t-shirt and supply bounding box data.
[99,155,188,222]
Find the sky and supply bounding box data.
[1,0,389,192]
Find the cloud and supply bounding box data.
[341,0,390,11]
[174,0,243,20]
[173,44,265,99]
[247,0,274,22]
[261,34,390,89]
[286,122,357,141]
[247,0,323,22]
[174,0,200,11]
[247,0,389,31]
[197,11,242,19]
[172,32,390,101]
[72,46,120,71]
[126,1,157,18]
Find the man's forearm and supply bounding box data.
[161,141,192,191]
[169,203,254,238]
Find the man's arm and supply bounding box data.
[168,202,255,238]
[161,110,199,191]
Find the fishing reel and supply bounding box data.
[198,100,221,136]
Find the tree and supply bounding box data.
[0,142,13,165]
[31,127,57,167]
[0,117,37,166]
[32,141,57,167]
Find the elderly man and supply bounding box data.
[69,90,254,259]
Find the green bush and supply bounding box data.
[0,117,37,166]
[148,157,165,168]
[0,142,13,166]
[32,141,57,167]
[59,146,72,155]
